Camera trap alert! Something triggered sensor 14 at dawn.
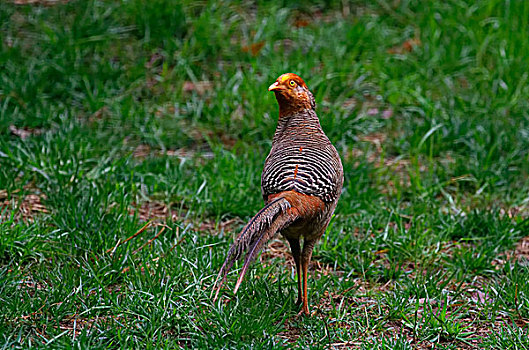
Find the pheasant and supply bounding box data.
[213,73,343,315]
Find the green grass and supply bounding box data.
[1,0,529,348]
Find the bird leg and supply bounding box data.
[299,239,316,316]
[287,237,302,305]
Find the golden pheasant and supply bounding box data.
[213,73,343,315]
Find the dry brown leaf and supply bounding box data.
[9,125,43,139]
[241,41,265,56]
[182,81,213,95]
[359,132,387,152]
[1,188,48,223]
[88,106,108,123]
[293,19,310,28]
[132,144,151,159]
[382,109,394,119]
[12,0,69,5]
[387,37,421,54]
[367,107,379,116]
[514,236,529,261]
[342,97,357,110]
[145,52,163,69]
[128,200,240,235]
[129,201,175,222]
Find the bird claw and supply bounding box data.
[297,308,310,317]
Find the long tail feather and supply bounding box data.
[233,214,294,293]
[212,197,293,300]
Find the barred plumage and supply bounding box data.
[213,73,343,316]
[262,109,342,203]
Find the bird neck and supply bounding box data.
[273,108,323,142]
[276,94,313,117]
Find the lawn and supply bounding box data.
[1,0,528,348]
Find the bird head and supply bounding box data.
[268,73,316,114]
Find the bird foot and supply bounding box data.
[297,309,309,317]
[297,306,310,317]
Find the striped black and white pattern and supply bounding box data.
[261,109,343,203]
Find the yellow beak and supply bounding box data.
[268,82,282,91]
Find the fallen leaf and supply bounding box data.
[13,0,69,5]
[182,81,213,95]
[145,52,163,68]
[359,132,387,145]
[88,106,108,123]
[471,290,493,304]
[293,19,310,28]
[367,108,379,116]
[241,41,265,56]
[382,109,394,119]
[342,97,357,110]
[387,38,421,54]
[9,125,43,139]
[133,144,151,159]
[1,188,48,223]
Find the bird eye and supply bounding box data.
[289,80,296,87]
